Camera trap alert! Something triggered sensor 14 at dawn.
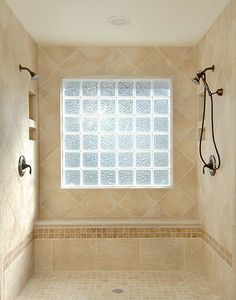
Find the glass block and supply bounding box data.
[118,99,133,114]
[64,99,80,114]
[64,80,80,97]
[65,153,80,168]
[154,99,169,114]
[100,152,116,167]
[64,117,80,132]
[118,117,133,132]
[83,153,98,167]
[101,99,115,115]
[118,135,133,150]
[154,117,169,132]
[100,117,115,132]
[136,99,151,114]
[64,135,80,150]
[136,170,151,185]
[82,81,98,96]
[65,170,80,185]
[118,152,133,167]
[101,135,115,150]
[153,81,170,97]
[83,170,98,185]
[118,170,133,185]
[118,81,133,96]
[135,81,151,96]
[154,135,169,150]
[83,135,98,150]
[136,153,151,167]
[83,117,97,132]
[136,117,151,132]
[100,81,116,96]
[154,152,169,167]
[154,170,169,185]
[83,99,98,114]
[101,170,116,185]
[136,135,151,150]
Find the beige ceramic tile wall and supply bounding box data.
[38,46,197,219]
[34,238,203,272]
[0,0,38,298]
[197,0,236,298]
[229,2,236,299]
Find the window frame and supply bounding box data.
[60,77,173,189]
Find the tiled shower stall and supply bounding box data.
[1,0,236,299]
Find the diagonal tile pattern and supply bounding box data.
[39,46,197,219]
[0,0,38,258]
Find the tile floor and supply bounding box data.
[17,271,221,300]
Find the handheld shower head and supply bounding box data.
[19,64,39,80]
[192,76,200,85]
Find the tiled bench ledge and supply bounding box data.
[34,218,202,227]
[34,219,203,272]
[34,219,202,239]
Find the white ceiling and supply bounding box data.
[5,0,230,46]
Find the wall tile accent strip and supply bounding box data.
[34,225,202,239]
[3,232,33,271]
[202,230,232,267]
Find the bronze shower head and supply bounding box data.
[192,65,215,85]
[192,76,200,85]
[19,64,39,80]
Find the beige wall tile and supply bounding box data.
[185,239,203,271]
[40,46,77,66]
[38,45,197,220]
[140,239,184,270]
[53,240,96,271]
[97,239,139,270]
[34,240,52,273]
[203,242,232,299]
[158,185,194,217]
[197,1,236,297]
[119,190,155,218]
[0,0,38,296]
[42,189,78,218]
[4,243,34,300]
[80,191,117,218]
[159,47,194,68]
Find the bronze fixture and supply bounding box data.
[18,155,32,177]
[19,64,39,80]
[192,65,223,176]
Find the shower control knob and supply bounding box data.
[18,155,32,177]
[216,88,223,96]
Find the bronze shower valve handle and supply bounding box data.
[18,155,32,177]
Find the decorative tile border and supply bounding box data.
[34,225,202,239]
[3,231,33,271]
[202,230,232,267]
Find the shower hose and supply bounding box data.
[199,75,221,174]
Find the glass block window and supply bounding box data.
[61,79,172,188]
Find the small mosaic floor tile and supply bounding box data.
[17,271,221,300]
